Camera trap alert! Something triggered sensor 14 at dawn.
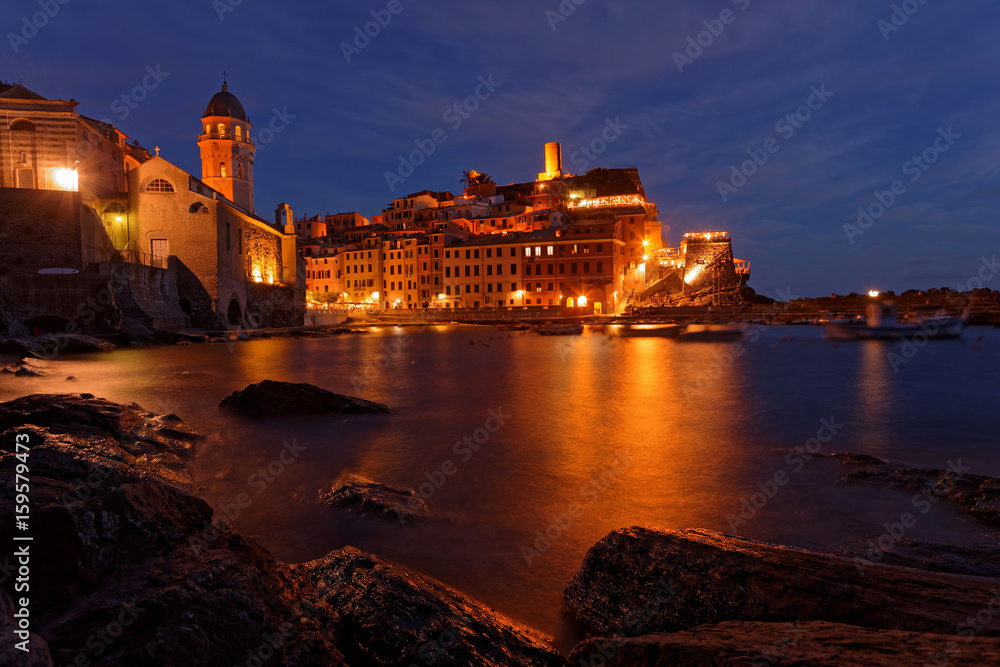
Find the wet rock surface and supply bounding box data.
[319,473,430,521]
[220,379,390,416]
[0,394,562,666]
[568,621,1000,667]
[2,358,48,376]
[854,539,1000,579]
[835,454,1000,527]
[563,527,1000,638]
[297,547,566,667]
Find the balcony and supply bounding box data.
[197,133,256,147]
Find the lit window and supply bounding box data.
[218,123,225,135]
[220,162,226,178]
[144,178,174,193]
[234,125,242,139]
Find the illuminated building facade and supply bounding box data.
[0,81,302,329]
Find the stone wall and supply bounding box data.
[0,189,113,276]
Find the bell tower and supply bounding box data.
[198,79,255,212]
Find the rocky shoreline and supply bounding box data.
[2,393,999,665]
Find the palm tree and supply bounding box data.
[461,170,494,187]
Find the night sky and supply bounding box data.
[3,0,998,297]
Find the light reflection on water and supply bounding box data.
[2,325,998,638]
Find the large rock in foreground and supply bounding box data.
[298,547,565,667]
[220,380,390,416]
[568,621,1000,667]
[1,394,562,666]
[0,394,345,666]
[564,527,1000,638]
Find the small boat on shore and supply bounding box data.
[679,323,745,342]
[497,323,531,331]
[618,324,685,338]
[536,323,584,336]
[824,302,967,341]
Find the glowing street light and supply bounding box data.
[53,168,78,191]
[868,290,880,298]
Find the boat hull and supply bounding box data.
[824,318,965,341]
[679,324,745,342]
[618,324,685,338]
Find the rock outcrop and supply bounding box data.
[837,455,1000,527]
[0,394,562,666]
[220,380,390,416]
[298,548,564,667]
[564,527,1000,638]
[2,358,47,376]
[319,473,430,521]
[568,621,1000,667]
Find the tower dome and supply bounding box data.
[198,80,255,212]
[203,82,248,121]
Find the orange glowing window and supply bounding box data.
[144,178,174,193]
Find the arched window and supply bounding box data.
[144,178,175,193]
[237,164,243,179]
[218,123,225,135]
[234,125,241,139]
[189,202,209,213]
[205,124,211,134]
[18,151,27,163]
[103,202,126,215]
[8,119,35,132]
[220,162,226,178]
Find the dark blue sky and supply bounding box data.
[3,0,997,296]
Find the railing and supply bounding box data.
[89,246,167,269]
[197,133,256,147]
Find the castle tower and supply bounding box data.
[538,141,563,181]
[198,81,255,212]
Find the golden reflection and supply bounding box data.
[854,341,894,450]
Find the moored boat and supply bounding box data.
[824,302,966,341]
[678,323,745,342]
[618,323,685,338]
[536,323,584,336]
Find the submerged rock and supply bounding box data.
[568,621,1000,667]
[1,334,114,356]
[837,455,1000,527]
[297,547,565,667]
[220,380,390,416]
[564,527,1000,638]
[319,473,430,521]
[2,357,48,376]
